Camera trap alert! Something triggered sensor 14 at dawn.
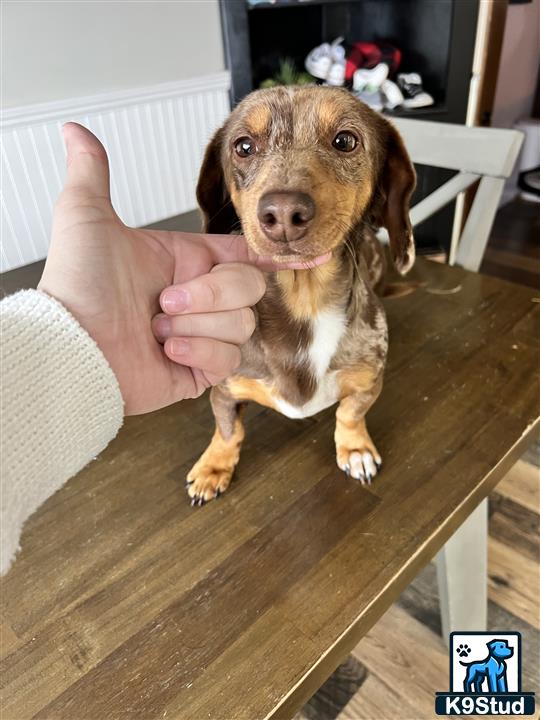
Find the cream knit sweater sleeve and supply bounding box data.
[1,290,124,574]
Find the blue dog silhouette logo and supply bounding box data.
[435,632,535,715]
[460,638,513,693]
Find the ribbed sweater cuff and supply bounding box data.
[1,289,124,574]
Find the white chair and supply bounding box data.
[392,118,524,271]
[387,118,523,640]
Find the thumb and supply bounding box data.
[62,122,111,199]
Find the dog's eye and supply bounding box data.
[332,131,358,153]
[235,137,257,158]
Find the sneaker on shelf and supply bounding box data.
[305,43,332,80]
[345,41,402,85]
[327,60,346,86]
[330,37,346,63]
[352,62,389,93]
[305,37,344,81]
[381,79,403,109]
[353,88,384,112]
[397,73,434,109]
[518,166,540,202]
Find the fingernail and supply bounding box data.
[153,315,171,339]
[169,338,189,356]
[162,288,190,313]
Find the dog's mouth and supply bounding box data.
[270,250,333,269]
[240,225,335,269]
[239,209,338,270]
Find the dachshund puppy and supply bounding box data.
[187,86,416,504]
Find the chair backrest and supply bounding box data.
[387,118,523,272]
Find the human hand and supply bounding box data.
[38,123,330,415]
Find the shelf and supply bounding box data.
[383,103,448,119]
[223,0,479,256]
[247,0,344,10]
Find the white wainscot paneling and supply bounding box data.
[0,72,230,272]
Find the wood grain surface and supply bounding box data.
[1,259,538,720]
[307,458,539,720]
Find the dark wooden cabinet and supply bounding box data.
[220,0,480,253]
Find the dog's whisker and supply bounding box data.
[205,197,237,230]
[343,237,362,284]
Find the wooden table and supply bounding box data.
[1,259,538,719]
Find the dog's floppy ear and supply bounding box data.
[373,122,416,275]
[196,128,239,233]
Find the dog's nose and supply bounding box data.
[257,192,315,243]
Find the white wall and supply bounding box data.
[1,0,229,272]
[491,0,540,202]
[2,0,225,108]
[491,0,539,130]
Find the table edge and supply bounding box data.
[266,415,540,720]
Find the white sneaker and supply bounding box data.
[330,38,345,63]
[352,63,389,93]
[305,37,344,81]
[397,73,434,109]
[353,88,384,112]
[381,79,403,109]
[327,61,345,86]
[305,43,332,79]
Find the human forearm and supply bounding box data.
[0,290,123,574]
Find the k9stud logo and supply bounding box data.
[435,632,535,715]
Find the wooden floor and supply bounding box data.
[296,458,540,720]
[480,198,540,290]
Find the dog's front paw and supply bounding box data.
[336,446,381,485]
[186,422,244,506]
[335,414,382,485]
[186,460,234,506]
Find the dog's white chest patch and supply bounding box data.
[274,306,346,419]
[308,307,347,380]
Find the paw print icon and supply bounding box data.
[456,643,471,658]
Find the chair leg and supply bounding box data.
[436,499,488,645]
[455,175,506,272]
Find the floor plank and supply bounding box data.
[337,673,420,720]
[351,604,447,719]
[480,197,540,289]
[296,656,368,720]
[0,619,21,656]
[489,493,539,563]
[495,460,539,514]
[488,537,540,629]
